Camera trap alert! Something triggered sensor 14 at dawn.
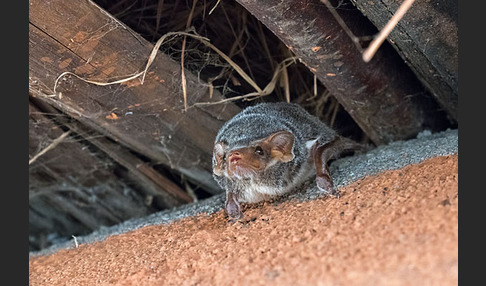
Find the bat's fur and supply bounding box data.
[212,102,361,219]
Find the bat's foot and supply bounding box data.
[316,175,339,197]
[226,211,243,223]
[225,191,243,221]
[227,216,244,224]
[311,140,340,198]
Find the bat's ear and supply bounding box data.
[265,131,294,162]
[213,142,226,176]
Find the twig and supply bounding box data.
[29,130,71,165]
[362,0,415,62]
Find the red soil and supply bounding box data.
[29,154,458,285]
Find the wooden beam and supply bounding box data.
[29,102,155,249]
[350,0,458,121]
[235,0,445,144]
[29,0,241,194]
[31,97,194,205]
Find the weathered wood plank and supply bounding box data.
[31,97,194,205]
[29,0,240,193]
[235,0,445,144]
[350,0,458,121]
[29,102,155,250]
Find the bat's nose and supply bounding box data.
[228,151,241,164]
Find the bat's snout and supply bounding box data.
[228,151,241,164]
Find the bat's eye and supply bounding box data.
[255,146,264,156]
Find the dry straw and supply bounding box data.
[51,29,297,111]
[29,130,72,165]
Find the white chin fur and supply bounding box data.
[240,185,279,203]
[239,159,315,203]
[229,166,255,180]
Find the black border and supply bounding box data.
[4,0,28,284]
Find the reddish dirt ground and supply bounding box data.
[29,154,458,286]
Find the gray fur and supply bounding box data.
[213,102,338,204]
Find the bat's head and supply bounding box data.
[213,131,295,180]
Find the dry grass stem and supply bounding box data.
[180,51,188,111]
[330,100,340,127]
[155,0,165,36]
[51,28,263,109]
[52,71,144,97]
[209,0,222,15]
[195,35,263,93]
[362,0,415,62]
[50,32,205,99]
[282,63,290,103]
[180,0,199,111]
[209,82,214,99]
[144,30,263,94]
[221,7,255,82]
[257,22,276,71]
[143,31,209,83]
[191,56,298,107]
[29,130,71,165]
[321,0,363,53]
